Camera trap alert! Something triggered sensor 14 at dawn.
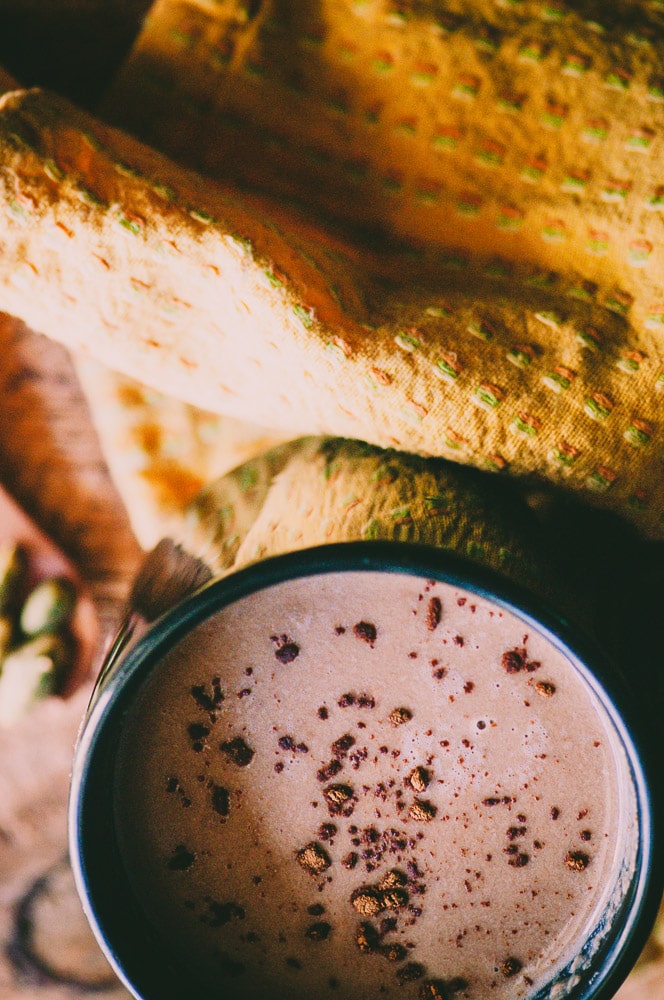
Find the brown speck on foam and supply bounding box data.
[408,767,430,793]
[219,737,255,767]
[317,759,343,782]
[305,921,332,941]
[381,887,409,910]
[323,783,356,816]
[211,785,230,817]
[499,956,523,977]
[350,886,383,917]
[190,677,224,715]
[501,648,527,673]
[200,899,245,927]
[408,800,437,822]
[297,842,331,875]
[418,981,447,1000]
[275,642,300,664]
[353,621,377,646]
[389,707,412,726]
[426,596,442,631]
[550,806,560,820]
[187,722,210,753]
[332,734,356,758]
[580,830,592,841]
[565,850,590,871]
[317,706,329,720]
[535,680,556,697]
[355,921,380,953]
[378,869,408,890]
[167,845,196,871]
[397,962,425,983]
[308,903,325,916]
[343,851,359,869]
[381,942,408,962]
[504,846,530,867]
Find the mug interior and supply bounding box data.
[69,541,661,1000]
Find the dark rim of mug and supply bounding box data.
[69,540,662,1000]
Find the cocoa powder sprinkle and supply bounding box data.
[565,850,590,871]
[350,887,383,916]
[389,707,412,726]
[219,737,255,767]
[353,621,377,646]
[500,957,523,977]
[409,800,437,822]
[426,596,442,631]
[409,767,430,792]
[297,842,331,875]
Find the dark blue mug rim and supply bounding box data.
[68,540,663,1000]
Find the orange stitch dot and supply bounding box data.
[584,392,614,421]
[576,326,603,351]
[496,90,527,114]
[452,74,481,100]
[474,383,505,410]
[616,349,646,374]
[432,125,463,151]
[369,367,392,386]
[475,139,506,168]
[520,155,547,183]
[604,290,633,316]
[541,218,568,243]
[542,365,575,393]
[467,318,495,341]
[415,178,442,203]
[433,353,463,382]
[372,51,395,73]
[518,39,546,63]
[456,193,483,217]
[513,412,542,436]
[394,116,418,136]
[604,67,632,91]
[540,100,568,129]
[410,62,438,86]
[625,126,656,152]
[624,418,654,447]
[506,344,536,368]
[586,230,610,255]
[560,170,590,194]
[332,336,353,358]
[586,466,618,493]
[485,453,508,471]
[627,240,653,266]
[561,52,590,76]
[395,329,422,352]
[582,118,609,144]
[443,428,470,451]
[496,204,524,232]
[550,441,581,466]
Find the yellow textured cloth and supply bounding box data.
[0,0,663,538]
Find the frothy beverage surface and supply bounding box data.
[115,571,624,999]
